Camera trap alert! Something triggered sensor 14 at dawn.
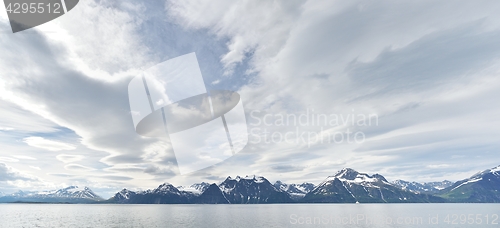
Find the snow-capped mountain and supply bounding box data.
[438,165,500,202]
[219,175,293,203]
[108,183,196,204]
[392,180,453,193]
[274,181,315,200]
[110,176,295,204]
[54,186,101,199]
[177,182,210,195]
[0,186,102,203]
[105,165,500,204]
[153,183,181,195]
[302,168,444,203]
[112,189,137,202]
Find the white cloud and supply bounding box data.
[64,164,96,171]
[56,154,85,163]
[166,0,500,183]
[23,137,76,151]
[0,163,38,182]
[0,157,19,163]
[37,1,154,77]
[12,155,37,160]
[0,100,59,133]
[168,0,304,74]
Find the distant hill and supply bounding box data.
[0,186,102,203]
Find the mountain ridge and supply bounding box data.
[2,165,500,204]
[0,186,103,203]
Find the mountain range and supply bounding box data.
[274,181,315,200]
[302,168,444,203]
[391,180,453,194]
[1,165,499,204]
[0,186,102,203]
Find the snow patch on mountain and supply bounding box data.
[450,178,482,191]
[320,168,388,190]
[488,165,500,174]
[0,186,102,201]
[392,180,453,193]
[177,182,210,195]
[116,189,135,200]
[274,181,315,199]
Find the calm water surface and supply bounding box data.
[0,204,498,227]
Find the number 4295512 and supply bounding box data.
[5,2,62,14]
[444,214,499,225]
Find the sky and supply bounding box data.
[1,0,500,198]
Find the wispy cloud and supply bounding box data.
[12,155,36,160]
[56,154,85,163]
[1,0,500,195]
[23,137,76,151]
[0,157,19,163]
[0,163,38,182]
[64,164,96,171]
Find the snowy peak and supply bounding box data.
[190,182,210,191]
[177,182,210,195]
[304,168,445,203]
[274,181,314,193]
[115,188,136,200]
[219,175,293,203]
[327,168,387,184]
[9,190,31,197]
[53,186,100,199]
[471,165,500,179]
[392,180,453,193]
[274,181,315,200]
[437,165,500,202]
[153,183,180,195]
[450,165,500,191]
[225,175,268,183]
[333,168,359,179]
[109,184,194,204]
[491,165,500,173]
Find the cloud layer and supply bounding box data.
[0,0,500,197]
